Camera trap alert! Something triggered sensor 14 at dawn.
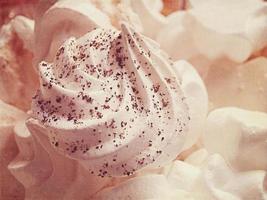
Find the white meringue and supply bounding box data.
[9,118,110,200]
[89,0,144,33]
[191,0,267,62]
[94,152,267,200]
[157,12,197,60]
[29,24,190,177]
[204,107,267,171]
[93,174,189,200]
[170,152,267,200]
[185,148,209,166]
[157,0,267,64]
[121,0,167,39]
[156,11,211,78]
[34,0,114,66]
[174,60,208,150]
[0,100,26,199]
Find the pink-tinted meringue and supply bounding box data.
[0,100,26,199]
[0,16,38,111]
[157,12,196,61]
[29,24,190,177]
[10,15,34,51]
[93,151,267,200]
[157,0,267,68]
[183,153,266,200]
[121,0,167,39]
[204,107,267,171]
[9,118,110,200]
[168,152,267,200]
[0,15,34,51]
[156,12,211,78]
[34,0,114,66]
[0,0,37,27]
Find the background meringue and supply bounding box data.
[93,174,181,200]
[157,0,267,78]
[0,100,26,199]
[93,151,267,200]
[205,57,267,112]
[0,15,38,111]
[174,60,208,151]
[204,107,267,171]
[34,0,114,66]
[121,0,167,39]
[9,118,110,200]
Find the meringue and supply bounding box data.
[205,57,267,112]
[34,0,114,66]
[121,0,167,39]
[190,0,267,62]
[115,2,143,33]
[0,16,38,111]
[10,15,34,51]
[29,24,190,177]
[157,0,267,67]
[1,1,266,199]
[93,152,267,200]
[0,100,26,199]
[204,107,267,171]
[174,60,208,150]
[157,11,196,60]
[183,153,267,200]
[9,118,110,200]
[92,174,182,200]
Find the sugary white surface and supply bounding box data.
[93,151,267,200]
[174,60,208,150]
[204,107,267,171]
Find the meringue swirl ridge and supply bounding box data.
[30,24,190,177]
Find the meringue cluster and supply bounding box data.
[0,0,267,200]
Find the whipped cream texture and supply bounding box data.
[30,24,190,177]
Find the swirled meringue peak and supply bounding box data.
[29,23,190,177]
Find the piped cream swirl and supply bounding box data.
[30,24,190,177]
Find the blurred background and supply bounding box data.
[0,0,187,26]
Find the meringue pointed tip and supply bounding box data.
[120,22,137,34]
